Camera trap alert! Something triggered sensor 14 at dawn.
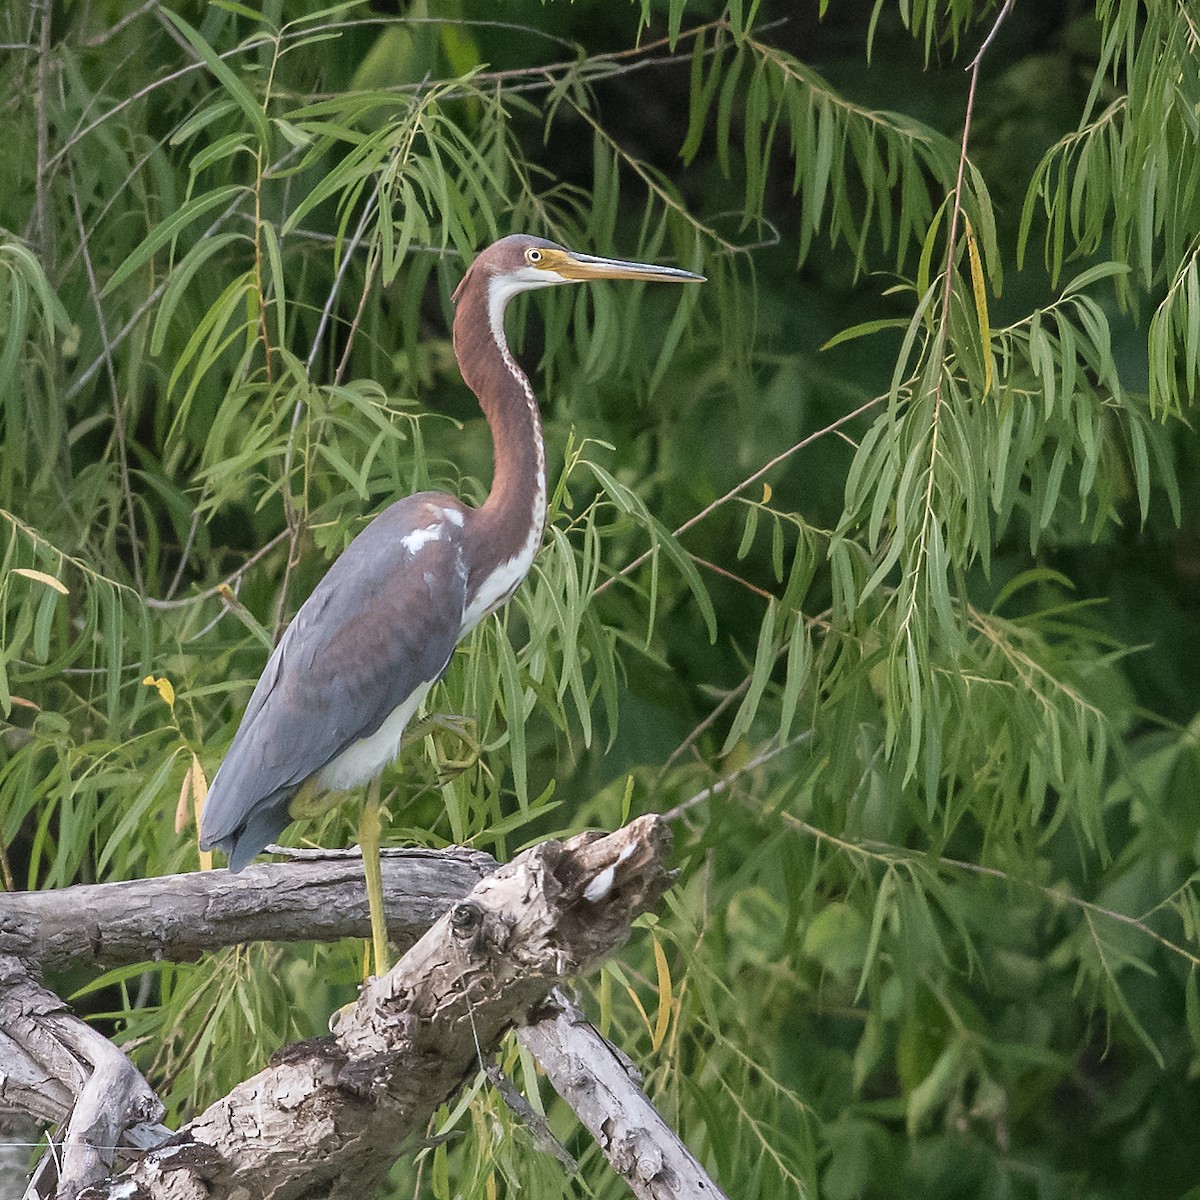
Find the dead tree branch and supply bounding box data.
[519,990,724,1200]
[15,817,681,1199]
[0,848,495,972]
[3,820,727,1200]
[0,955,171,1200]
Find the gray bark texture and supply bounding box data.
[0,847,495,972]
[519,992,726,1200]
[0,817,727,1200]
[0,954,171,1200]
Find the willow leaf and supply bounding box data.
[494,619,528,808]
[102,185,246,297]
[721,597,778,755]
[162,10,272,150]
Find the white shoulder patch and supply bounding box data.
[401,524,443,556]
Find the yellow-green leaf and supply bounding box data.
[11,567,68,594]
[964,215,993,395]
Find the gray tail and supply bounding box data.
[201,792,292,873]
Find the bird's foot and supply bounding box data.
[403,713,480,773]
[288,777,341,822]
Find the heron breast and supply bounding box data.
[460,531,540,634]
[315,679,434,791]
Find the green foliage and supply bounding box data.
[3,0,1200,1196]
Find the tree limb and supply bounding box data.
[519,990,726,1200]
[0,848,495,972]
[60,816,679,1199]
[3,821,727,1199]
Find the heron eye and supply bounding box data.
[526,248,542,264]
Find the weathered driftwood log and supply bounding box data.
[70,816,676,1200]
[0,848,495,971]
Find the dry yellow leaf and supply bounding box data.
[142,674,176,710]
[963,214,993,396]
[651,933,673,1052]
[175,767,192,834]
[624,981,654,1040]
[12,568,68,595]
[189,753,212,871]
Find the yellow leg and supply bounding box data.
[358,778,390,978]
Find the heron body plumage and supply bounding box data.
[199,493,470,869]
[198,234,703,892]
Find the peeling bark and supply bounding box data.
[0,955,170,1200]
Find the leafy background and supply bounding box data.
[2,0,1200,1196]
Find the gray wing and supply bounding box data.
[199,494,469,870]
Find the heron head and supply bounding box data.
[454,234,705,304]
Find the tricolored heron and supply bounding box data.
[198,234,704,975]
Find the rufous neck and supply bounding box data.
[452,273,548,571]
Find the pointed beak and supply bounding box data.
[555,251,705,284]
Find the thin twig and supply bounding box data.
[662,680,751,774]
[291,180,381,475]
[65,188,251,401]
[280,15,727,102]
[250,29,286,388]
[44,16,724,179]
[897,0,1013,650]
[69,178,144,593]
[934,854,1200,969]
[333,240,383,387]
[163,510,202,602]
[595,393,884,596]
[144,528,290,610]
[64,136,306,403]
[565,95,737,253]
[969,0,1015,68]
[934,0,1014,391]
[54,40,174,282]
[32,0,53,263]
[661,732,813,822]
[690,554,774,599]
[772,803,1200,973]
[79,0,161,47]
[304,193,381,377]
[274,173,386,640]
[44,41,261,177]
[66,280,170,400]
